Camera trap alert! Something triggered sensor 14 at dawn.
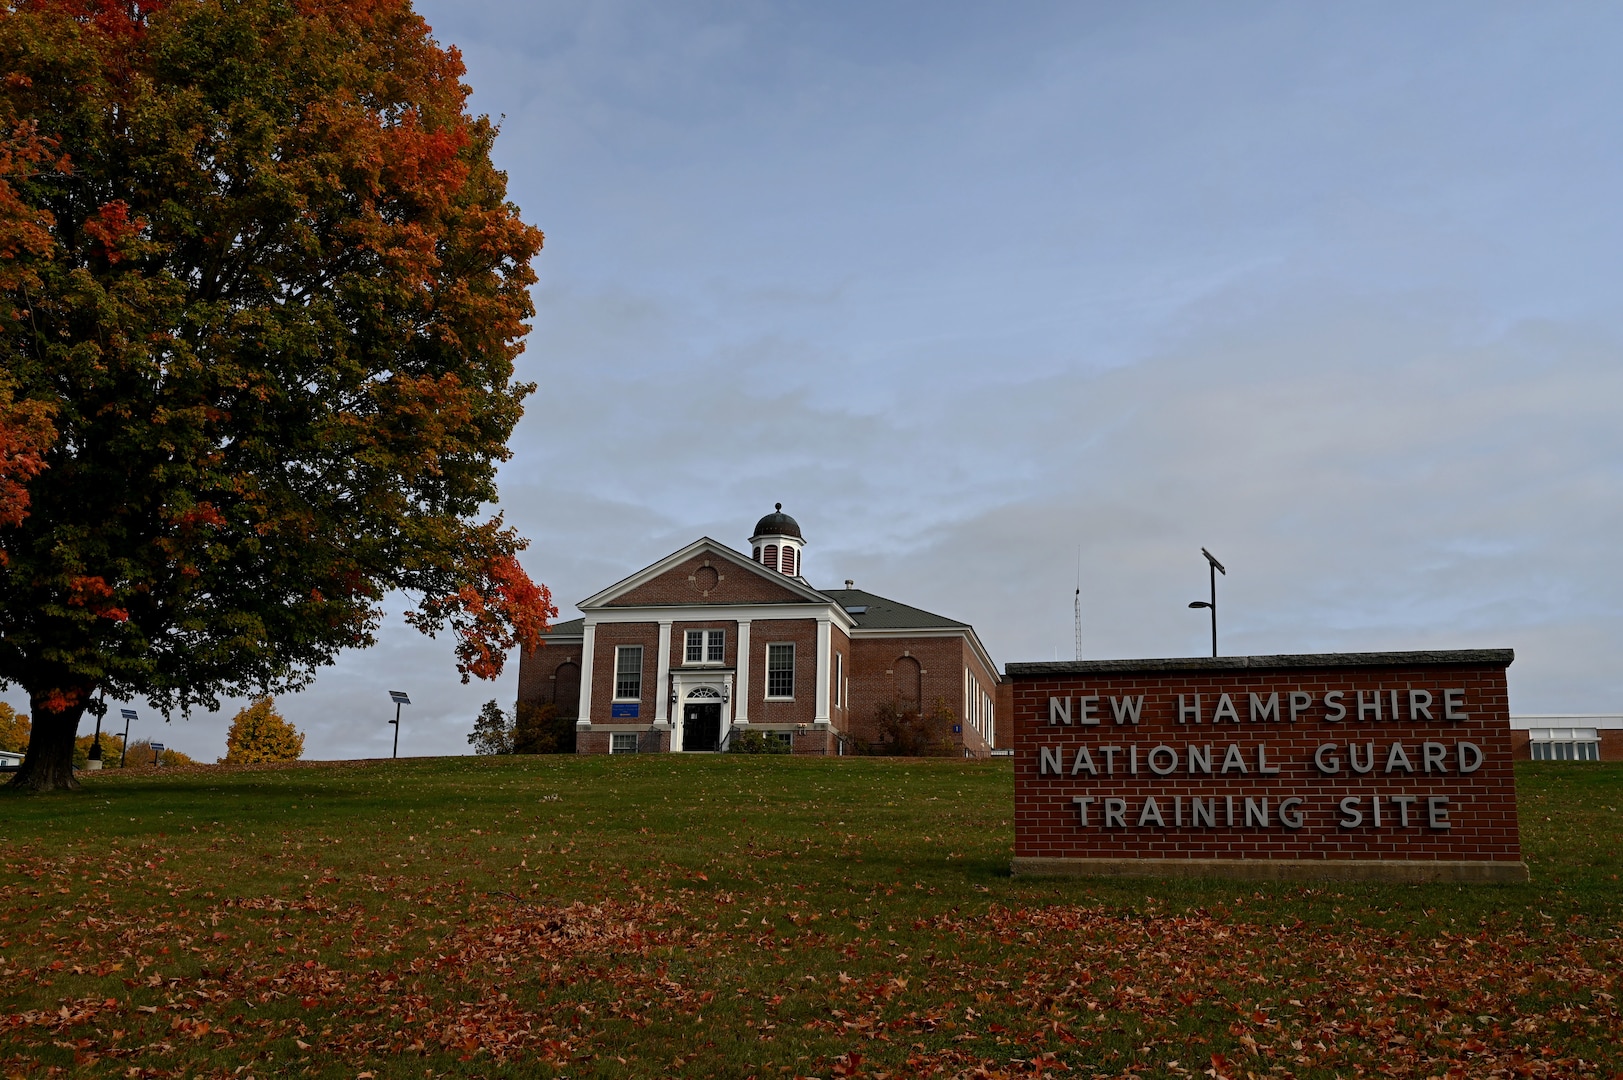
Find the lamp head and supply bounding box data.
[1188,601,1212,609]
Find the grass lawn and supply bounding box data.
[1,756,1618,1079]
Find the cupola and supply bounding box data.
[749,503,804,577]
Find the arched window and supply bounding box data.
[687,685,723,700]
[763,544,778,572]
[894,656,921,707]
[553,662,581,719]
[782,546,796,576]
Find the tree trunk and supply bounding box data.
[8,688,88,792]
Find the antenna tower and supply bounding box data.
[1073,548,1083,661]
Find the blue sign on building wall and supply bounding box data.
[611,703,640,719]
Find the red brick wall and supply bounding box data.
[830,625,851,734]
[577,728,670,756]
[670,620,740,670]
[589,623,658,723]
[1011,656,1522,864]
[792,725,840,756]
[960,638,1000,758]
[1510,728,1623,760]
[604,556,805,607]
[845,635,997,756]
[746,618,818,727]
[516,640,583,717]
[995,679,1014,749]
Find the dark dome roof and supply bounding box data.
[752,503,803,540]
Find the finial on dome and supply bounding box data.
[749,504,805,575]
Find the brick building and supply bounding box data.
[1509,715,1623,761]
[516,507,1002,756]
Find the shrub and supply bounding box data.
[728,730,792,754]
[852,698,959,756]
[512,701,574,754]
[222,698,305,764]
[122,739,196,768]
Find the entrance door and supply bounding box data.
[682,703,722,751]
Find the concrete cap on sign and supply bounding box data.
[1005,649,1515,677]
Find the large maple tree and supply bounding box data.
[0,0,555,791]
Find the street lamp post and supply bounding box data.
[1187,547,1226,658]
[119,709,136,769]
[388,691,411,759]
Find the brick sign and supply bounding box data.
[1008,650,1526,882]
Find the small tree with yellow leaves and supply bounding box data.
[0,702,30,753]
[222,698,305,765]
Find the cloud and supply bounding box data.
[10,4,1623,756]
[840,284,1623,712]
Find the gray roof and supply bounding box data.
[1006,649,1514,677]
[820,589,969,631]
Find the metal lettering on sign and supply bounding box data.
[1007,650,1528,882]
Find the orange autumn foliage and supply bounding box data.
[0,0,549,790]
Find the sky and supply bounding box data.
[17,2,1623,760]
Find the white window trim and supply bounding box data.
[684,628,726,666]
[614,645,644,701]
[610,732,638,754]
[834,652,843,709]
[766,642,795,700]
[1531,740,1599,761]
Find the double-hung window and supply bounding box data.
[614,645,643,700]
[766,643,795,699]
[685,629,725,665]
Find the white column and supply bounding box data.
[577,622,597,726]
[814,616,831,725]
[733,620,751,723]
[655,620,673,722]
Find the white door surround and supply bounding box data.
[669,671,734,752]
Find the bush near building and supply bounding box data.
[513,701,573,755]
[728,730,791,754]
[853,698,961,756]
[222,698,304,764]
